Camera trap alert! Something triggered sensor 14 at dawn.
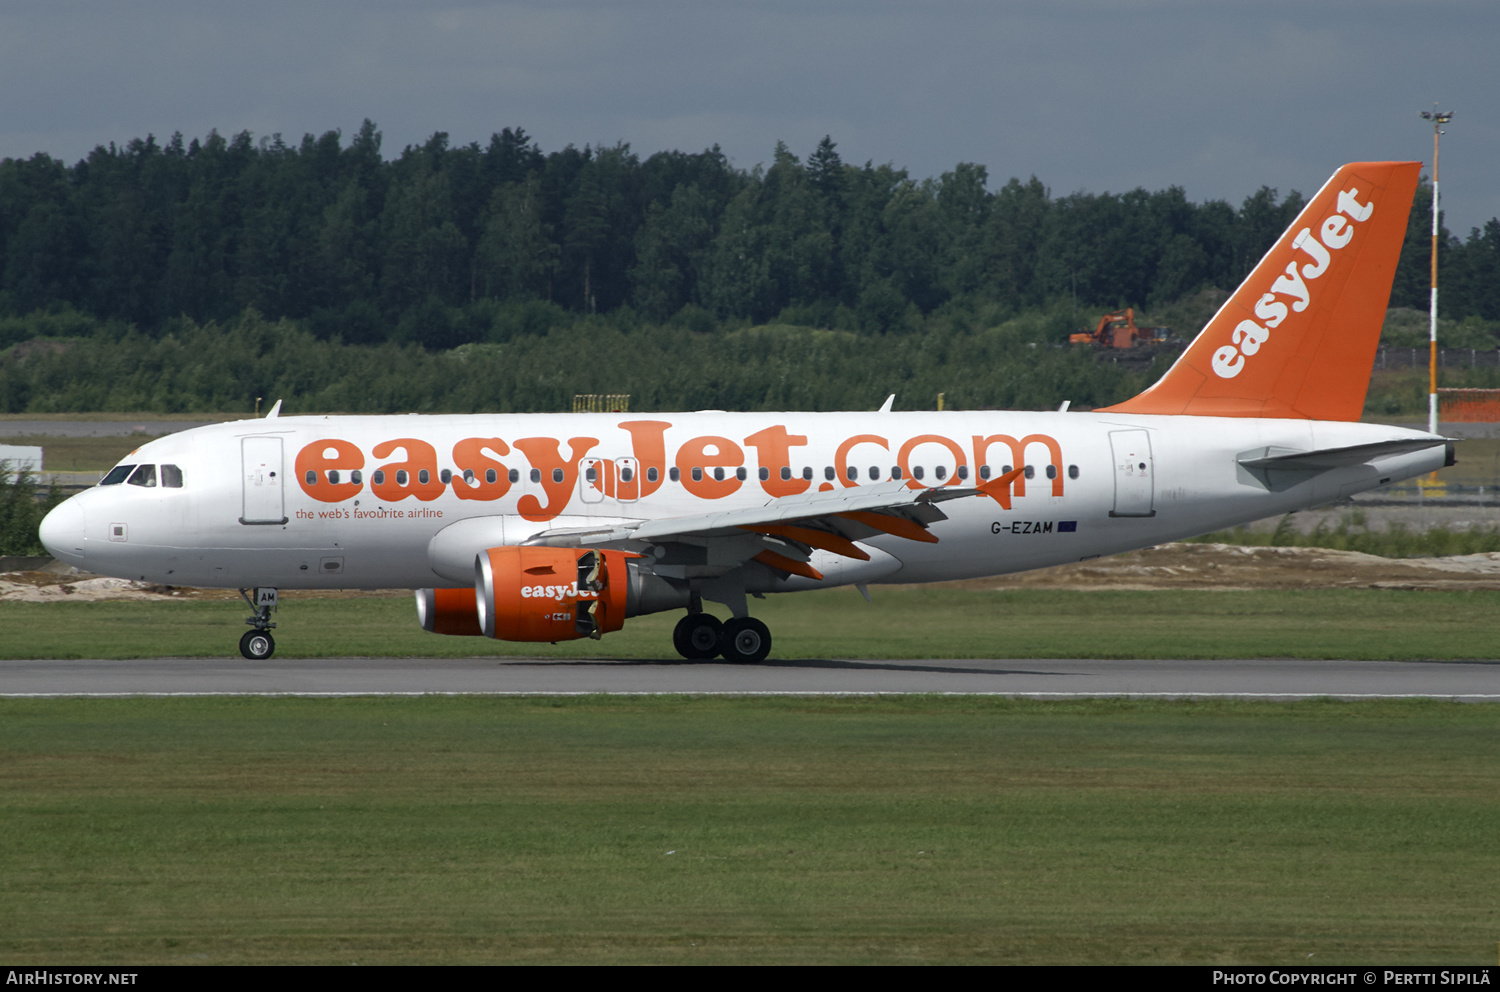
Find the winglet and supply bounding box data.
[265,399,283,419]
[1099,161,1420,421]
[878,394,895,413]
[976,467,1026,510]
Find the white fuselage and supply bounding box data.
[40,410,1447,595]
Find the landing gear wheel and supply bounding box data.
[673,614,724,660]
[720,617,771,664]
[239,629,275,660]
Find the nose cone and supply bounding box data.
[39,496,86,562]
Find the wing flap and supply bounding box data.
[522,478,1004,549]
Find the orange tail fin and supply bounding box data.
[1099,161,1420,421]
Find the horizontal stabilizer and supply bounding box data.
[1237,437,1450,471]
[1236,436,1451,492]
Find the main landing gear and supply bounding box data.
[238,587,278,660]
[672,612,772,664]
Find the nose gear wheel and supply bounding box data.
[239,629,275,660]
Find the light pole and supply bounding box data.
[1420,106,1453,435]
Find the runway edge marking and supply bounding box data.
[4,691,1500,700]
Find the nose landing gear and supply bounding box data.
[671,612,772,664]
[238,587,278,660]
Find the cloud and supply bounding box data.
[0,0,1494,229]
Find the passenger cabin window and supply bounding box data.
[373,470,385,485]
[463,469,476,485]
[892,466,903,480]
[127,464,157,487]
[351,470,363,485]
[957,465,969,481]
[735,467,746,481]
[101,464,136,486]
[621,467,634,482]
[1024,465,1035,479]
[1045,465,1057,480]
[551,468,563,484]
[868,466,879,480]
[396,470,409,486]
[439,469,451,485]
[530,469,541,483]
[824,466,835,481]
[326,469,340,485]
[691,467,703,482]
[1068,465,1080,479]
[934,466,947,481]
[484,469,497,485]
[759,467,769,481]
[509,468,520,484]
[647,467,660,483]
[913,466,925,481]
[979,465,991,480]
[161,464,183,488]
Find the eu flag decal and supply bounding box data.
[1058,521,1078,532]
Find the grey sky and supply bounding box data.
[2,0,1495,233]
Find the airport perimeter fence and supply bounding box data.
[1375,347,1500,370]
[1357,482,1500,506]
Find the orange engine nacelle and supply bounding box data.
[415,587,485,636]
[476,546,634,642]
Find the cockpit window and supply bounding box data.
[101,464,136,485]
[161,464,183,488]
[127,464,157,487]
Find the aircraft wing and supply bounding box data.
[521,471,1021,581]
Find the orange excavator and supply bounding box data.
[1069,308,1170,349]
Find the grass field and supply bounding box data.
[1,695,1494,965]
[0,414,245,473]
[0,434,163,474]
[5,586,1500,661]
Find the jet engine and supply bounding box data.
[415,587,484,636]
[472,546,687,642]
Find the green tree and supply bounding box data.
[476,176,558,301]
[378,166,468,316]
[630,184,715,320]
[0,468,64,555]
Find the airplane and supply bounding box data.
[38,160,1449,663]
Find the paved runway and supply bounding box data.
[0,419,223,437]
[2,656,1499,699]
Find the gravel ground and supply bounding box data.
[10,540,1500,602]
